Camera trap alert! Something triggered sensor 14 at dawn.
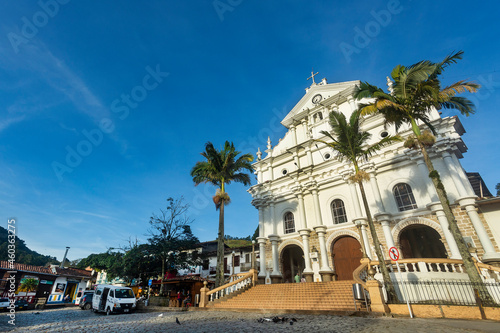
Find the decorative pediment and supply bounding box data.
[281,80,360,128]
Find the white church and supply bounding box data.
[248,75,500,284]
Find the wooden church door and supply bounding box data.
[333,236,363,281]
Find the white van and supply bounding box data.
[92,285,136,315]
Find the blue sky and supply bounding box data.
[1,1,499,261]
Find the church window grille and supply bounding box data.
[284,212,295,234]
[393,183,418,211]
[331,199,348,224]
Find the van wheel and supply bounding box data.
[106,308,112,316]
[84,303,91,310]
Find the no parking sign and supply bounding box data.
[389,246,399,261]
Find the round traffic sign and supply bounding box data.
[389,246,400,261]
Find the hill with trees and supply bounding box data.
[0,226,59,266]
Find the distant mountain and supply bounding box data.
[0,226,59,266]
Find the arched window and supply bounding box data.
[331,199,348,224]
[284,212,295,234]
[393,183,418,211]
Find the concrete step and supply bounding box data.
[212,280,360,311]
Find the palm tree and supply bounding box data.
[191,141,254,287]
[353,51,490,301]
[19,278,39,293]
[316,109,401,301]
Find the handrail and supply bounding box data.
[207,269,255,297]
[370,258,466,265]
[353,258,370,288]
[477,262,500,272]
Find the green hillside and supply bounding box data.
[0,226,59,266]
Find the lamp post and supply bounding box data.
[251,240,256,270]
[355,220,367,258]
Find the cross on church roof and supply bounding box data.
[307,69,319,84]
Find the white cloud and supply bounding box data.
[0,115,25,133]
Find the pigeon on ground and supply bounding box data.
[34,312,40,315]
[158,313,163,317]
[291,317,298,322]
[176,317,181,325]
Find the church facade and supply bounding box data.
[248,77,500,284]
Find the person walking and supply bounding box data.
[294,273,300,283]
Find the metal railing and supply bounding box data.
[384,280,500,307]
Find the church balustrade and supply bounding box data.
[205,269,258,305]
[354,258,500,285]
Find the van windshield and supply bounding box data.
[115,289,134,298]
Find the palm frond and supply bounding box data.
[439,80,480,99]
[439,96,476,116]
[430,50,464,78]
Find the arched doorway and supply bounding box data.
[281,245,305,283]
[400,225,447,258]
[332,236,362,281]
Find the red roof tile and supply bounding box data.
[0,261,55,275]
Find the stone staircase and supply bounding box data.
[210,280,364,311]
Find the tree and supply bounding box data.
[191,141,254,287]
[148,197,200,294]
[496,183,500,196]
[76,251,125,280]
[316,109,401,301]
[354,51,492,302]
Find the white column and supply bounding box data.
[256,166,263,183]
[290,124,297,146]
[269,235,281,276]
[314,225,332,272]
[465,204,499,259]
[347,96,357,112]
[442,151,468,197]
[269,201,277,235]
[360,222,372,259]
[268,162,274,181]
[436,211,461,259]
[348,183,363,218]
[258,205,265,237]
[297,192,308,229]
[257,237,267,277]
[369,171,386,212]
[451,153,476,196]
[311,188,323,227]
[416,158,438,202]
[305,145,313,167]
[301,118,309,140]
[380,220,395,250]
[300,230,313,273]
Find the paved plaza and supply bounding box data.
[1,308,500,333]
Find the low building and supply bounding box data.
[0,261,58,304]
[46,266,92,304]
